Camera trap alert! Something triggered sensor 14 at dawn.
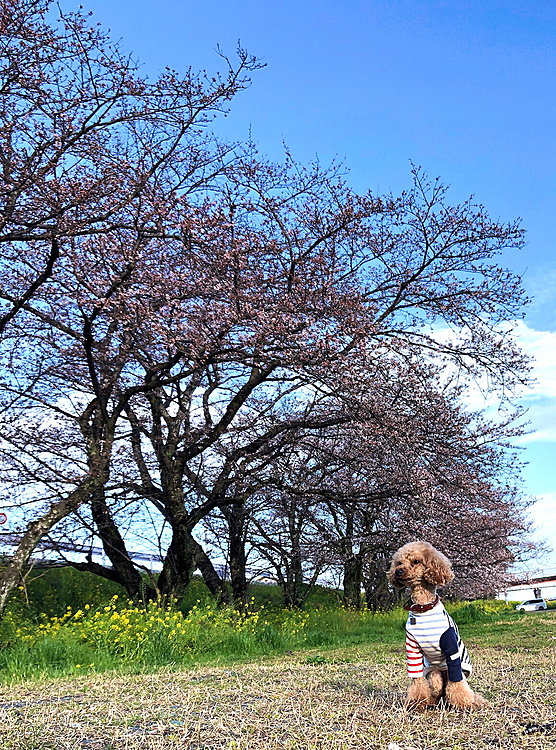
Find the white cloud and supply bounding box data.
[529,493,556,536]
[510,322,556,444]
[452,321,556,444]
[512,322,556,402]
[526,492,556,568]
[514,400,556,444]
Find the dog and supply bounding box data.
[387,541,485,710]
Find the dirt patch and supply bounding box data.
[0,644,555,749]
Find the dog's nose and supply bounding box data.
[395,568,403,578]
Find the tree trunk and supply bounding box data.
[343,555,363,609]
[91,488,149,600]
[0,473,105,619]
[157,526,198,602]
[363,553,395,611]
[282,566,297,609]
[223,503,248,608]
[194,540,231,606]
[340,510,362,609]
[283,541,304,608]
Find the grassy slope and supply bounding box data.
[2,566,554,682]
[4,565,342,618]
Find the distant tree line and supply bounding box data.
[0,0,537,617]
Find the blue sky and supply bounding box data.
[84,0,556,567]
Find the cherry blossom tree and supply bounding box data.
[242,365,535,609]
[0,0,260,615]
[0,0,536,619]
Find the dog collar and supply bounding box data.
[404,595,440,613]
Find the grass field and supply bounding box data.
[1,609,555,749]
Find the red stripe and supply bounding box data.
[406,630,423,677]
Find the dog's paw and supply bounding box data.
[406,677,436,711]
[445,680,483,711]
[471,691,487,708]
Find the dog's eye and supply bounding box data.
[411,560,421,566]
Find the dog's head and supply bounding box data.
[387,541,454,589]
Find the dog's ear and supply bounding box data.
[423,549,454,587]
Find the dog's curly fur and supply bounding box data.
[387,541,485,711]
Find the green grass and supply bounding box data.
[0,596,402,680]
[2,565,554,682]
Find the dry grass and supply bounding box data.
[1,629,555,749]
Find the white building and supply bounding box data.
[496,567,556,603]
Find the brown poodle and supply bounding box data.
[387,541,485,711]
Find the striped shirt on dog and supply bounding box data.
[405,601,472,682]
